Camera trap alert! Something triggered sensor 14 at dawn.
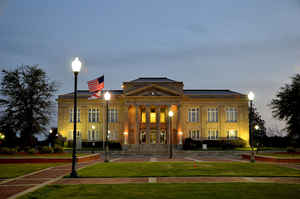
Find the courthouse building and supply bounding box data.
[57,77,249,151]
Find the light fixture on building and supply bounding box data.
[92,125,95,130]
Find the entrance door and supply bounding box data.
[160,130,167,144]
[150,130,157,144]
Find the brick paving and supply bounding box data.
[0,159,101,199]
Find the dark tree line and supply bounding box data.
[0,65,57,148]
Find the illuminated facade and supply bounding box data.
[57,77,249,150]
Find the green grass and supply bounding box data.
[258,153,300,158]
[0,153,90,158]
[77,162,300,177]
[0,163,64,179]
[19,183,300,199]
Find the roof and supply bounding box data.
[128,77,178,83]
[59,90,123,97]
[183,89,245,96]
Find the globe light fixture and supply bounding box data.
[104,91,111,101]
[92,125,95,130]
[168,110,174,117]
[248,91,255,101]
[49,129,53,133]
[71,57,82,73]
[254,125,260,130]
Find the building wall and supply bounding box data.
[58,95,249,146]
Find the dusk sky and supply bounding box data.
[1,0,300,133]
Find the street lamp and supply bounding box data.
[254,125,259,130]
[104,91,111,163]
[70,57,82,178]
[248,91,255,163]
[92,125,95,153]
[168,110,174,159]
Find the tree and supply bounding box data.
[270,74,300,138]
[0,65,57,147]
[251,106,267,149]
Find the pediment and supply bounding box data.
[125,84,182,96]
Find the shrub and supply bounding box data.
[0,147,17,154]
[287,146,296,153]
[53,145,64,153]
[27,148,37,154]
[183,138,246,150]
[39,146,53,154]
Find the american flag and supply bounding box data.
[87,75,104,93]
[88,90,102,100]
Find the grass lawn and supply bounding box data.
[77,162,300,178]
[258,153,300,158]
[19,183,300,199]
[0,152,90,158]
[0,163,64,179]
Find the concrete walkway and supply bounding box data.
[53,176,300,185]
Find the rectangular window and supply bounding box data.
[188,108,200,122]
[208,108,218,122]
[69,109,80,123]
[89,108,99,123]
[189,130,200,140]
[227,130,238,139]
[226,107,237,122]
[160,112,165,123]
[108,109,118,123]
[142,112,146,123]
[150,111,156,123]
[208,129,218,140]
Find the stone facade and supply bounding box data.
[57,77,249,149]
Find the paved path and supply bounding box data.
[0,160,101,199]
[54,176,300,185]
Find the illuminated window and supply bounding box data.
[208,129,218,140]
[227,130,238,139]
[142,112,146,123]
[150,109,156,123]
[160,112,165,123]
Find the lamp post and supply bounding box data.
[70,57,82,178]
[168,110,174,159]
[104,91,111,163]
[92,125,95,153]
[248,91,255,163]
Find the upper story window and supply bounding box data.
[108,108,118,123]
[142,111,146,123]
[208,108,218,122]
[189,130,200,140]
[227,130,238,139]
[160,112,165,123]
[226,107,237,122]
[208,129,218,140]
[88,108,99,123]
[69,108,80,123]
[188,108,200,122]
[150,108,156,123]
